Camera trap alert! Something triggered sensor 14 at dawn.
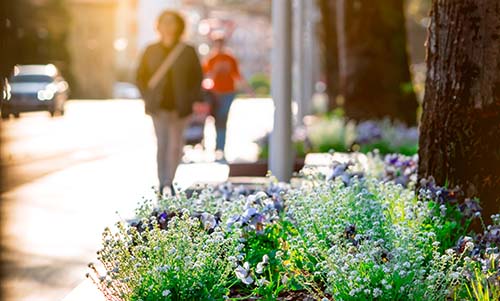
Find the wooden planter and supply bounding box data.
[228,159,305,177]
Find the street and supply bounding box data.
[0,98,274,301]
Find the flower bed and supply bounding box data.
[88,154,499,301]
[257,116,419,159]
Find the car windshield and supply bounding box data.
[10,75,53,83]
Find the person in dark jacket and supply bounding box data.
[136,10,203,196]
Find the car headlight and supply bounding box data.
[3,90,11,101]
[37,90,54,101]
[37,83,57,101]
[3,82,11,101]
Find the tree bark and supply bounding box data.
[336,0,418,125]
[418,1,500,223]
[318,0,339,110]
[0,1,17,87]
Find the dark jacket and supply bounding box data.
[136,42,203,117]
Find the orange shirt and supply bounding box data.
[204,52,241,93]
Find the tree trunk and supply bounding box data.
[318,0,339,110]
[336,0,418,125]
[418,1,500,223]
[0,0,17,87]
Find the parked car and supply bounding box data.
[1,64,69,118]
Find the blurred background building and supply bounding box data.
[67,0,118,98]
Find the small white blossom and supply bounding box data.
[235,262,253,285]
[373,288,382,298]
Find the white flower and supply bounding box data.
[450,272,460,279]
[156,265,170,272]
[255,191,268,201]
[256,262,265,274]
[445,248,455,256]
[281,274,289,285]
[276,251,284,259]
[257,278,270,287]
[235,262,253,285]
[236,243,245,252]
[465,241,474,251]
[162,290,171,297]
[200,212,217,230]
[373,288,382,297]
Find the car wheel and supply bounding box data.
[1,112,9,119]
[13,113,20,118]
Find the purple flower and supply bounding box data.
[356,121,383,144]
[459,198,482,219]
[241,208,258,224]
[226,215,240,229]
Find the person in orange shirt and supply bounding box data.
[204,35,250,158]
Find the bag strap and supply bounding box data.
[147,42,186,90]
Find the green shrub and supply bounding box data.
[90,213,240,301]
[248,73,271,96]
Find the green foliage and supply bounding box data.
[423,201,472,252]
[285,179,467,300]
[258,115,419,159]
[239,221,304,299]
[306,116,356,153]
[248,73,271,96]
[465,258,500,301]
[93,213,240,301]
[358,141,418,156]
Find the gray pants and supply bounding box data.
[151,111,189,190]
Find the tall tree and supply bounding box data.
[418,1,500,222]
[336,0,418,125]
[318,0,339,110]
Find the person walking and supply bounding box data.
[136,10,203,196]
[203,34,250,160]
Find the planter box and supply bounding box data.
[228,159,305,177]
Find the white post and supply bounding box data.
[294,0,305,125]
[270,0,293,182]
[303,0,317,117]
